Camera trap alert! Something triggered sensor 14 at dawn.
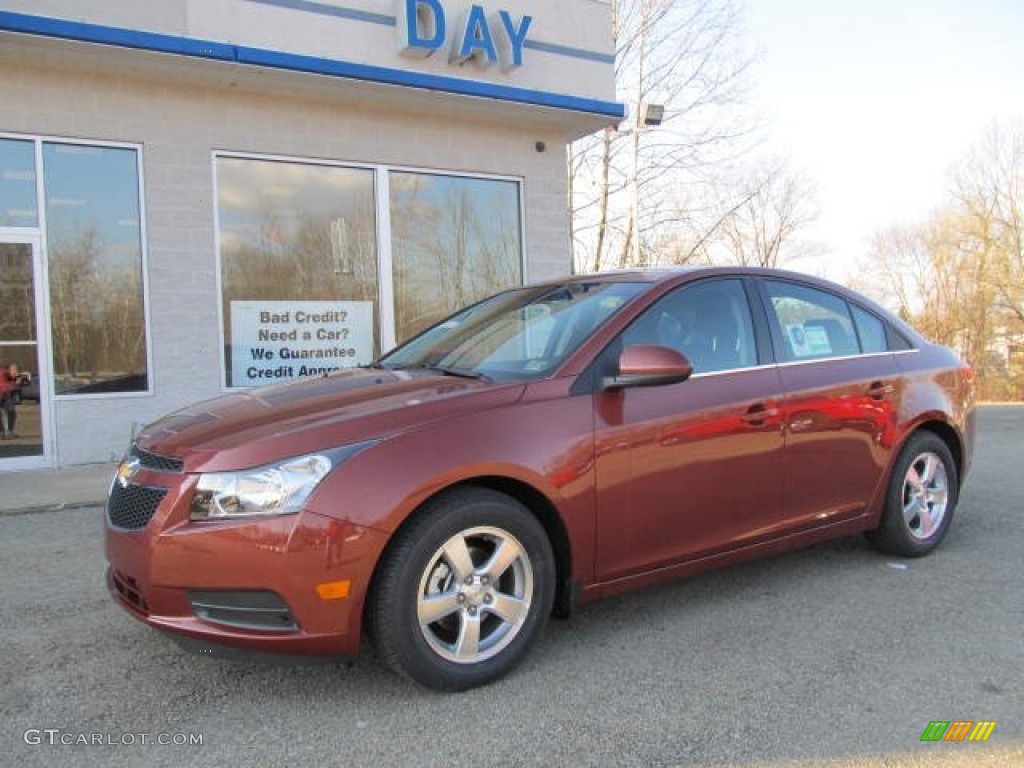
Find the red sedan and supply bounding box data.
[105,268,974,690]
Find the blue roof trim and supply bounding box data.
[0,10,237,61]
[523,39,615,65]
[246,0,395,27]
[237,46,625,117]
[0,10,625,119]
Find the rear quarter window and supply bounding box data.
[851,305,887,354]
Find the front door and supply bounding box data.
[0,235,51,469]
[594,278,787,581]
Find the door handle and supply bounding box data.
[868,381,894,400]
[741,403,779,426]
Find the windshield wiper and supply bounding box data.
[423,365,489,381]
[374,362,489,380]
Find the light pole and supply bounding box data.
[625,102,665,268]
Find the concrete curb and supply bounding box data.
[0,500,105,517]
[0,461,115,516]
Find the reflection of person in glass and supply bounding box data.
[0,363,26,439]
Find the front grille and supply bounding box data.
[107,483,167,530]
[131,444,184,473]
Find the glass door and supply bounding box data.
[0,236,50,469]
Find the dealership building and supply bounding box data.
[0,0,621,470]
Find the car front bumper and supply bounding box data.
[104,465,389,658]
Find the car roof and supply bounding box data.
[549,265,842,289]
[558,268,693,284]
[553,265,869,299]
[542,266,924,343]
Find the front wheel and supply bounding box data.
[368,487,555,691]
[867,432,959,557]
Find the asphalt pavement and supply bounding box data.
[1,406,1022,768]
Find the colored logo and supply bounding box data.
[116,457,142,489]
[920,720,997,742]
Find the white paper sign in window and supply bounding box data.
[787,323,832,358]
[230,300,373,386]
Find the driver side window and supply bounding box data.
[621,279,757,374]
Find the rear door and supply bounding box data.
[758,279,901,530]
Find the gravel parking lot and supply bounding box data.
[2,406,1022,768]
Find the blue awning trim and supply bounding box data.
[0,10,626,119]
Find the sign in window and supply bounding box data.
[229,300,374,386]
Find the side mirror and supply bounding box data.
[601,345,693,390]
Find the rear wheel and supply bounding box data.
[369,487,555,691]
[867,432,958,557]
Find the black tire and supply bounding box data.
[866,431,958,557]
[368,487,555,691]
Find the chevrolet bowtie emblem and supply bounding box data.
[116,457,142,488]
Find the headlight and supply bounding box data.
[189,443,373,520]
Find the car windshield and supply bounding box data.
[379,281,645,381]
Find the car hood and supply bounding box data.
[136,369,525,473]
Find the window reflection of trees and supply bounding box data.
[216,161,523,379]
[48,226,147,394]
[42,141,148,396]
[0,244,35,343]
[220,209,379,303]
[216,159,379,386]
[390,173,522,343]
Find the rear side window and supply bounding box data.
[764,281,859,361]
[851,305,887,354]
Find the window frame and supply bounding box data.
[578,276,772,392]
[0,132,154,401]
[620,277,763,375]
[387,167,527,348]
[212,153,381,389]
[212,150,527,391]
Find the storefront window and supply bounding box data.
[43,143,148,395]
[216,157,379,387]
[0,138,38,227]
[389,171,523,343]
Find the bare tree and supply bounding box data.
[854,224,935,322]
[570,0,758,272]
[705,159,820,267]
[863,216,991,361]
[951,124,1024,326]
[855,122,1024,400]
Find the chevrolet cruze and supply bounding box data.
[105,268,975,690]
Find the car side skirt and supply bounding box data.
[581,515,872,603]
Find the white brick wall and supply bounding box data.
[1,40,579,465]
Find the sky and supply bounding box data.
[742,0,1024,282]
